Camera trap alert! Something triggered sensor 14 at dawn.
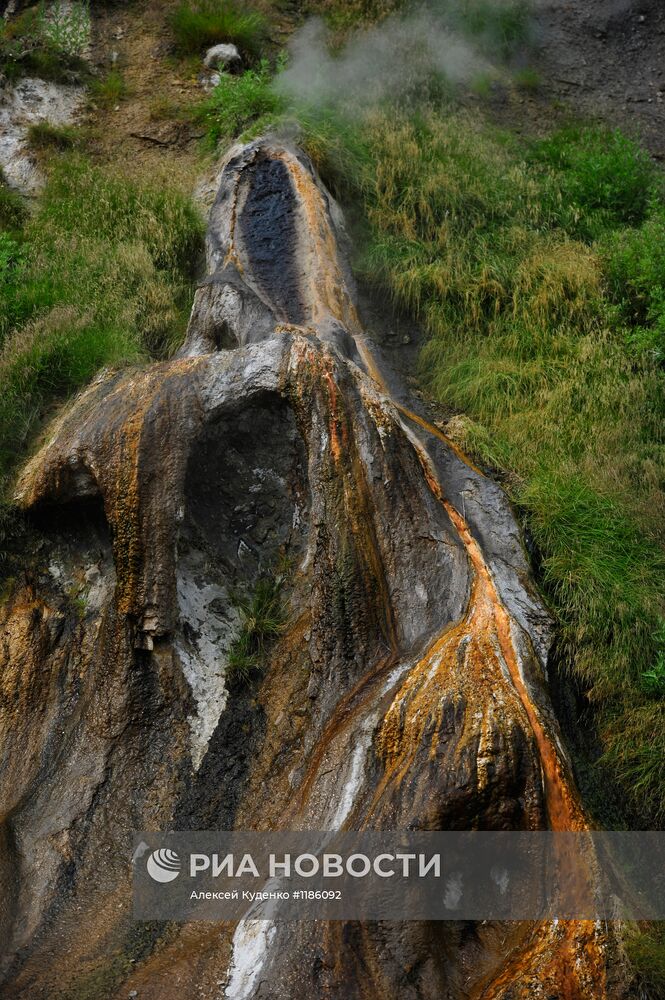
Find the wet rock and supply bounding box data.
[0,138,616,998]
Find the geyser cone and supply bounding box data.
[0,138,614,998]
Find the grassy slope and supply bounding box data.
[0,158,202,501]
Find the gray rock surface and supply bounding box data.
[0,77,84,193]
[203,42,241,71]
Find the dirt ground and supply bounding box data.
[532,0,665,157]
[85,0,208,190]
[81,0,665,193]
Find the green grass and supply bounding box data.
[26,121,83,152]
[603,204,665,362]
[514,66,541,92]
[531,125,658,239]
[308,0,530,52]
[307,0,405,34]
[170,0,267,59]
[227,575,286,687]
[196,60,286,146]
[89,69,129,109]
[0,156,203,497]
[0,181,27,234]
[449,0,531,59]
[624,923,665,997]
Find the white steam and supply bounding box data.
[274,9,493,111]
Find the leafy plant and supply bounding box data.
[227,575,286,687]
[0,2,90,82]
[640,622,665,697]
[38,0,90,59]
[170,0,267,59]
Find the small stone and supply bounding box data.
[199,71,222,93]
[306,673,320,699]
[203,43,241,71]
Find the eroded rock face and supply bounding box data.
[0,77,84,194]
[0,138,617,998]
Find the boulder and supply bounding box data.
[203,42,241,71]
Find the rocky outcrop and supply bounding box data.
[0,138,617,997]
[0,76,84,193]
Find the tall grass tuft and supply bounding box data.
[170,0,267,59]
[227,575,285,687]
[196,60,285,147]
